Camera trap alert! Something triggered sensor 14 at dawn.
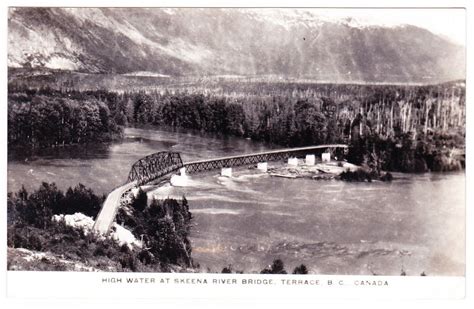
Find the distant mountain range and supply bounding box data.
[8,8,465,84]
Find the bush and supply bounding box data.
[380,172,393,182]
[221,265,233,273]
[292,264,308,274]
[8,183,104,228]
[116,196,193,268]
[339,169,393,182]
[62,184,104,218]
[339,169,373,182]
[260,259,287,274]
[131,188,148,212]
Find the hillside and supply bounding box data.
[8,8,465,84]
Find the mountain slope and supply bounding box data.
[8,8,465,83]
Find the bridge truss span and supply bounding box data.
[184,144,348,174]
[127,151,183,185]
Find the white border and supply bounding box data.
[1,0,472,308]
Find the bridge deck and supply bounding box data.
[183,144,348,174]
[185,144,348,165]
[93,181,137,234]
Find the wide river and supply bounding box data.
[8,127,465,276]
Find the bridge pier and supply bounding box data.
[322,152,331,162]
[180,167,187,176]
[305,154,315,166]
[257,162,268,172]
[221,167,232,177]
[288,157,298,166]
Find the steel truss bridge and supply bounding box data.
[184,144,347,175]
[127,144,348,185]
[93,144,348,234]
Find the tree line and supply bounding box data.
[8,87,123,148]
[8,81,465,172]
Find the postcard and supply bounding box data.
[3,1,469,305]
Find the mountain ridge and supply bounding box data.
[8,8,465,83]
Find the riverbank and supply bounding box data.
[9,80,465,175]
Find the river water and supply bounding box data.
[7,127,465,276]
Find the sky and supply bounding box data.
[313,8,466,45]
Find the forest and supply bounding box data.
[7,183,193,272]
[8,87,123,148]
[8,79,465,173]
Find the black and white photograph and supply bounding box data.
[4,2,468,301]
